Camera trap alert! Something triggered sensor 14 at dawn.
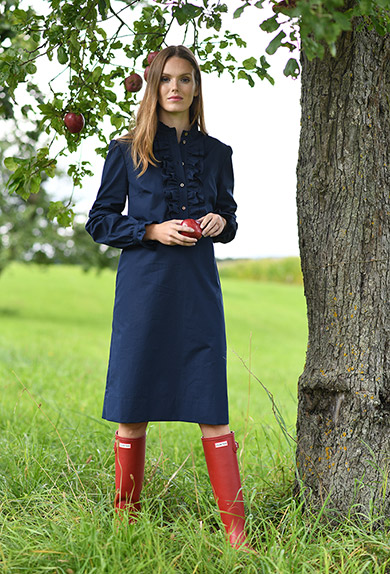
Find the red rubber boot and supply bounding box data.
[202,431,251,550]
[114,431,146,522]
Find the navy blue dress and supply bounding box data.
[86,122,237,424]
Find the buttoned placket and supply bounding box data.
[176,130,189,215]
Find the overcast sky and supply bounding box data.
[44,1,302,260]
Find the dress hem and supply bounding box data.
[102,415,229,425]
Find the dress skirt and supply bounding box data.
[102,236,229,424]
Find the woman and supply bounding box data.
[86,45,251,550]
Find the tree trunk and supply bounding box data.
[296,21,390,516]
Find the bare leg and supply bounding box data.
[118,422,148,439]
[199,423,230,438]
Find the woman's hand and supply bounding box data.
[143,220,198,246]
[197,213,226,237]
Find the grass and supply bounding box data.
[218,257,302,285]
[1,263,390,573]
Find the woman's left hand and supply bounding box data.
[198,213,226,237]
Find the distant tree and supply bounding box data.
[2,0,390,517]
[0,0,120,273]
[0,137,120,274]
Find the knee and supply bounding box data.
[118,422,148,439]
[199,423,230,438]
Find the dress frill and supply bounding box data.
[153,129,206,219]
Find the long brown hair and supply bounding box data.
[121,46,207,176]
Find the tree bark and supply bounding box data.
[296,21,390,516]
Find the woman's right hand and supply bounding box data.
[143,220,198,246]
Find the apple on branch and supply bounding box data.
[147,51,159,64]
[124,73,143,92]
[64,112,85,134]
[179,219,203,239]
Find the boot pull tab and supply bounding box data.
[233,440,239,453]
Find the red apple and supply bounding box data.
[179,219,203,239]
[64,112,85,134]
[124,73,143,92]
[147,51,159,64]
[144,66,150,82]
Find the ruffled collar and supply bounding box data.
[155,121,201,140]
[154,122,205,218]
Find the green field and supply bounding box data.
[1,264,389,573]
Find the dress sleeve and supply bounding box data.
[85,141,155,249]
[213,146,238,244]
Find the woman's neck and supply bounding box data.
[158,111,190,142]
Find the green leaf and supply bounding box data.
[25,63,37,74]
[69,31,81,53]
[105,90,117,103]
[75,16,84,30]
[4,157,19,171]
[29,175,41,194]
[254,1,265,7]
[259,55,270,69]
[260,15,280,33]
[98,0,109,19]
[47,24,62,43]
[57,46,68,65]
[283,58,300,78]
[53,98,63,110]
[12,9,29,23]
[237,69,255,87]
[233,3,249,19]
[233,6,244,19]
[110,114,125,129]
[37,147,50,160]
[242,57,257,70]
[38,103,57,117]
[111,40,122,50]
[96,27,107,40]
[48,201,75,227]
[92,66,103,81]
[216,3,228,13]
[266,30,286,55]
[8,168,30,199]
[372,17,387,35]
[174,4,202,26]
[44,161,57,178]
[283,41,296,52]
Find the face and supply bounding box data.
[158,56,199,121]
